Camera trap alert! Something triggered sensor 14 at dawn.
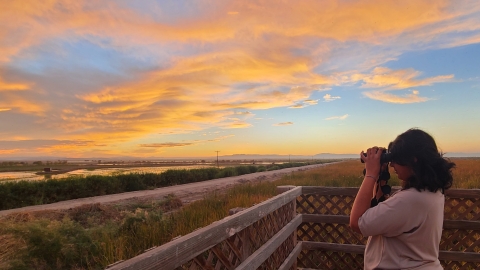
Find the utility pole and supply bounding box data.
[215,151,220,168]
[289,154,291,163]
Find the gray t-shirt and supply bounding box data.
[358,188,444,269]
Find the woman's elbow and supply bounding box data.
[349,217,362,234]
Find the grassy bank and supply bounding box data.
[0,162,323,211]
[0,158,477,269]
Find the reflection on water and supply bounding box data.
[0,165,217,182]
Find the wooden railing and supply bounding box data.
[107,186,480,269]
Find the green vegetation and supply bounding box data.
[0,161,68,172]
[0,162,322,210]
[0,158,476,269]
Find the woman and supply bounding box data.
[350,128,455,269]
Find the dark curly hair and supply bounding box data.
[388,128,455,193]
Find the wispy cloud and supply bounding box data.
[288,104,305,109]
[352,67,454,89]
[235,111,254,115]
[363,90,430,104]
[0,149,20,154]
[222,122,252,129]
[139,134,234,148]
[273,122,294,126]
[0,78,30,91]
[323,94,340,102]
[288,99,319,108]
[139,142,194,148]
[351,67,454,103]
[0,140,99,156]
[304,99,319,105]
[325,114,349,120]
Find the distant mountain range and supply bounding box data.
[1,152,478,161]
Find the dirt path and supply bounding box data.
[0,163,333,217]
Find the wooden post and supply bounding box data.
[277,185,299,269]
[239,228,252,262]
[291,187,298,269]
[228,207,250,262]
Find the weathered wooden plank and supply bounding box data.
[278,242,302,270]
[302,242,480,263]
[301,186,360,196]
[300,187,480,198]
[301,241,365,254]
[236,215,302,270]
[445,189,480,198]
[302,214,350,224]
[277,185,297,194]
[302,214,480,231]
[108,186,302,270]
[443,219,480,230]
[439,250,480,262]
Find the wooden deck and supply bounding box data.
[107,186,480,270]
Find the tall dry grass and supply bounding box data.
[450,158,480,189]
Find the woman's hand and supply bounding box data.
[360,147,384,180]
[350,146,385,234]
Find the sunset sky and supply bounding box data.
[1,0,480,158]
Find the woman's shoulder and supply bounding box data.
[391,188,444,204]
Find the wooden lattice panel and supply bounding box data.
[297,194,354,215]
[296,188,480,269]
[297,222,365,245]
[444,197,480,220]
[440,229,480,253]
[440,260,480,270]
[297,249,364,269]
[258,233,296,270]
[176,234,243,270]
[245,201,295,252]
[176,201,296,270]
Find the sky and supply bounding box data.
[1,0,480,159]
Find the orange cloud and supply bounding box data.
[0,94,45,114]
[222,122,252,129]
[139,134,234,149]
[351,67,453,103]
[353,67,454,89]
[0,80,29,91]
[0,139,102,157]
[0,0,467,66]
[140,142,194,148]
[289,104,304,109]
[0,149,20,154]
[0,73,45,114]
[68,48,330,142]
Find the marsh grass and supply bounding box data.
[0,159,478,269]
[0,162,322,211]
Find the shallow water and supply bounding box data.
[0,165,217,182]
